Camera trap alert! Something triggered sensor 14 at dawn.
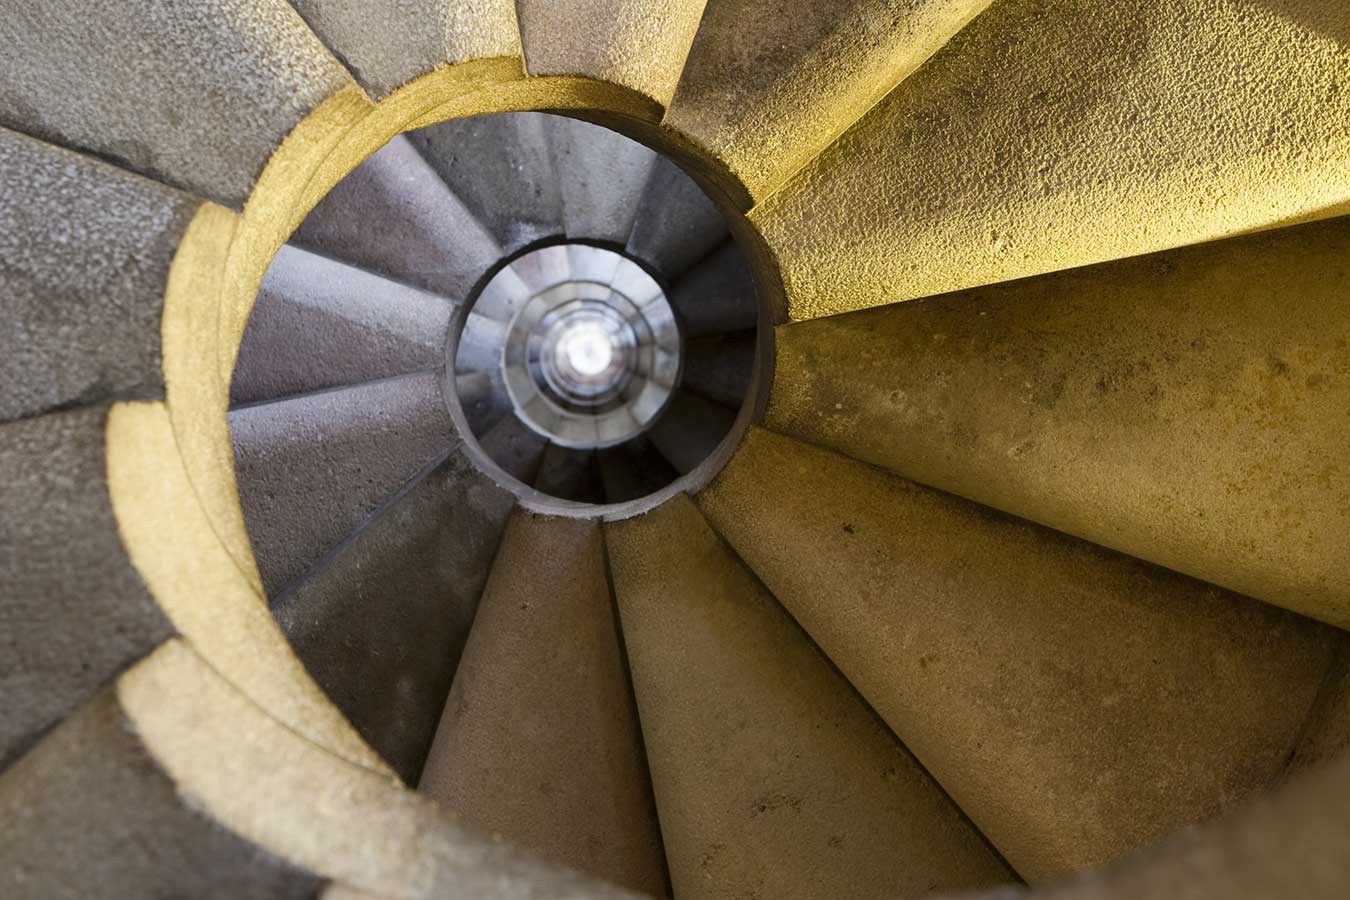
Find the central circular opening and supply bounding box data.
[558,322,616,379]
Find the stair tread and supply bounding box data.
[607,494,1014,900]
[750,0,1350,321]
[682,330,757,410]
[532,444,605,503]
[669,242,758,339]
[229,372,456,596]
[626,156,727,281]
[293,135,500,302]
[419,511,667,895]
[272,450,517,785]
[231,244,455,407]
[547,116,659,244]
[766,215,1350,628]
[647,390,736,475]
[668,0,992,201]
[698,426,1337,879]
[0,0,349,207]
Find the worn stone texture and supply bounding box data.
[668,0,992,201]
[289,0,522,97]
[548,116,658,244]
[647,390,735,475]
[750,0,1350,321]
[607,494,1015,900]
[698,427,1337,880]
[0,0,351,207]
[232,244,454,406]
[0,406,172,771]
[274,450,516,785]
[419,512,668,896]
[0,682,320,900]
[669,241,758,339]
[682,331,756,410]
[409,112,565,254]
[0,129,197,423]
[294,135,501,302]
[767,216,1350,629]
[230,373,456,595]
[626,155,727,280]
[516,0,708,107]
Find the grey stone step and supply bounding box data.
[533,445,604,504]
[625,155,727,281]
[231,244,455,407]
[0,0,349,207]
[419,511,668,895]
[608,494,1014,899]
[681,330,756,410]
[287,0,522,98]
[408,112,565,254]
[455,368,513,437]
[230,373,456,596]
[647,390,736,475]
[698,426,1338,880]
[293,135,501,302]
[273,450,517,785]
[598,438,680,504]
[476,412,549,484]
[670,241,758,339]
[0,406,172,771]
[766,214,1350,631]
[547,116,658,244]
[0,129,198,424]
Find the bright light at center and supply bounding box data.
[560,324,615,378]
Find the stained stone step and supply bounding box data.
[607,494,1015,900]
[698,426,1337,880]
[419,511,667,895]
[232,245,455,407]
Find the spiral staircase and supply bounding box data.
[3,2,1350,899]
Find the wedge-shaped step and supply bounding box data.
[0,639,634,900]
[607,495,1013,900]
[273,451,517,785]
[288,0,521,97]
[668,0,992,201]
[0,129,198,423]
[516,0,708,107]
[419,512,667,894]
[767,216,1350,629]
[699,427,1336,879]
[232,245,455,406]
[648,390,736,475]
[293,135,500,301]
[751,0,1350,320]
[230,373,456,595]
[0,0,350,206]
[533,445,604,504]
[476,410,549,483]
[627,156,727,280]
[548,117,658,243]
[682,331,756,410]
[409,112,565,253]
[0,406,171,770]
[670,242,759,338]
[599,439,680,505]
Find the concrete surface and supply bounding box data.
[547,116,657,244]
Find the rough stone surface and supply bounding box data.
[230,372,456,596]
[476,412,549,483]
[681,331,755,410]
[0,676,319,899]
[289,0,521,97]
[767,216,1350,628]
[0,129,197,424]
[698,427,1337,880]
[1288,638,1350,778]
[409,112,565,254]
[294,135,501,302]
[750,0,1350,320]
[533,445,604,503]
[670,241,758,338]
[607,494,1014,900]
[668,0,991,200]
[273,450,516,785]
[0,0,351,207]
[0,406,172,771]
[648,390,735,475]
[232,245,454,406]
[548,116,658,244]
[516,0,708,106]
[625,156,727,281]
[419,512,668,895]
[456,367,513,436]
